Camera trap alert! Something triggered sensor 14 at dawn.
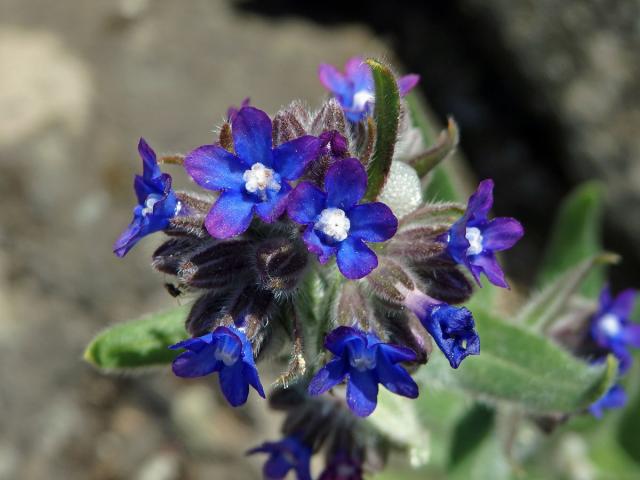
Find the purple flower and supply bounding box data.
[446,179,524,288]
[589,384,627,419]
[287,158,398,280]
[247,436,312,480]
[403,290,480,368]
[308,327,418,417]
[169,325,265,407]
[319,130,349,159]
[590,286,639,374]
[113,138,181,257]
[319,454,363,480]
[227,97,250,122]
[184,106,321,239]
[318,56,420,122]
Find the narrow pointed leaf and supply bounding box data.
[84,304,190,371]
[417,309,618,414]
[536,182,605,297]
[363,59,400,201]
[409,117,460,177]
[518,252,620,330]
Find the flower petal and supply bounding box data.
[377,343,418,363]
[611,289,637,319]
[467,179,494,221]
[348,202,398,242]
[232,107,273,167]
[184,145,246,191]
[324,326,366,357]
[205,191,255,239]
[287,182,327,224]
[308,358,348,396]
[590,385,626,418]
[344,56,371,91]
[470,252,508,288]
[302,226,336,264]
[113,216,146,258]
[254,182,291,223]
[318,63,349,97]
[398,74,420,96]
[375,356,419,398]
[325,158,367,210]
[219,360,250,407]
[138,137,161,180]
[482,217,524,251]
[346,369,379,417]
[171,347,221,378]
[336,237,378,280]
[273,135,321,180]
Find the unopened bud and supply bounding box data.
[255,238,308,292]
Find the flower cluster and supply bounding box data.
[113,57,524,478]
[588,287,639,418]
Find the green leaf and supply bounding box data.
[417,309,618,414]
[364,59,401,201]
[536,182,606,297]
[84,304,190,371]
[518,252,620,330]
[449,404,495,468]
[448,430,511,480]
[409,117,460,178]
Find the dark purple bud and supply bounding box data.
[381,310,433,365]
[218,121,234,152]
[255,238,309,292]
[179,239,252,290]
[416,266,474,305]
[151,237,201,275]
[185,291,229,337]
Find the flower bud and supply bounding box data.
[255,238,309,292]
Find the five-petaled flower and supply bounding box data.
[247,436,312,480]
[287,158,398,279]
[590,286,639,374]
[589,384,627,419]
[185,106,321,239]
[402,289,480,368]
[113,138,182,257]
[169,325,265,407]
[318,56,420,122]
[308,327,418,417]
[446,179,524,288]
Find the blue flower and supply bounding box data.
[308,327,418,417]
[184,106,321,239]
[589,384,627,419]
[227,97,250,122]
[590,286,639,374]
[247,436,312,480]
[287,158,398,279]
[169,325,265,407]
[403,290,480,368]
[446,179,524,288]
[318,56,420,122]
[113,138,181,257]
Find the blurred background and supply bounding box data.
[0,0,638,478]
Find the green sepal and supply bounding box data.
[518,252,620,330]
[417,309,618,414]
[84,303,190,371]
[363,58,401,201]
[409,117,460,178]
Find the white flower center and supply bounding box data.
[353,89,374,111]
[243,162,281,199]
[350,354,376,372]
[315,208,350,242]
[214,347,238,367]
[599,313,622,337]
[465,227,484,256]
[141,194,162,216]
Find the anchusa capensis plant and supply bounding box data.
[87,57,639,479]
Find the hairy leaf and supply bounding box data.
[418,309,618,414]
[409,117,460,177]
[84,304,190,371]
[363,59,400,201]
[536,182,605,297]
